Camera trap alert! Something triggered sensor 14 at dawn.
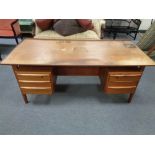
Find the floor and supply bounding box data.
[0,37,155,135]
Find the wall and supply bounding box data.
[139,19,153,30]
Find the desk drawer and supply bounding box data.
[102,67,143,94]
[21,87,52,94]
[108,81,138,87]
[106,86,136,94]
[19,81,52,87]
[13,66,56,95]
[109,72,142,82]
[17,73,51,81]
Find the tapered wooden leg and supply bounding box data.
[22,93,28,104]
[128,93,134,103]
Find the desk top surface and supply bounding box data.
[2,39,155,66]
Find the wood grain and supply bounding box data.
[19,81,52,87]
[13,65,55,96]
[106,86,136,94]
[109,74,141,82]
[108,81,138,87]
[21,87,52,94]
[101,67,143,94]
[17,74,51,81]
[54,66,100,75]
[2,39,155,66]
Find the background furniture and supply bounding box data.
[19,19,34,37]
[2,39,155,103]
[34,19,105,40]
[104,19,141,40]
[0,19,22,44]
[137,21,155,59]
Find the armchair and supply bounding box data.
[34,19,105,40]
[0,19,22,44]
[137,21,155,59]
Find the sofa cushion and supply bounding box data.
[36,19,53,31]
[77,19,94,30]
[53,19,86,36]
[34,30,99,40]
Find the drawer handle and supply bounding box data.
[109,86,136,89]
[111,74,141,77]
[21,87,51,89]
[17,73,50,77]
[19,80,50,83]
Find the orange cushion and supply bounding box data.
[0,19,16,30]
[36,19,54,30]
[0,30,14,37]
[77,19,94,30]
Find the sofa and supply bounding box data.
[34,19,105,40]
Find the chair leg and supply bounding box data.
[15,37,19,44]
[134,32,138,40]
[113,33,117,39]
[20,34,23,40]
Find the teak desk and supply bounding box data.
[2,39,155,103]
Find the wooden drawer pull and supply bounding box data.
[108,86,136,89]
[21,87,51,89]
[111,74,141,77]
[19,80,50,83]
[17,73,50,76]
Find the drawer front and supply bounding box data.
[13,66,52,72]
[13,66,55,95]
[103,70,143,94]
[19,81,52,87]
[21,87,52,94]
[17,73,51,81]
[109,73,142,82]
[108,81,138,87]
[106,86,136,94]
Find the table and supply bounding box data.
[2,39,155,103]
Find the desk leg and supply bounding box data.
[22,94,28,104]
[128,93,134,103]
[12,65,29,104]
[128,67,145,103]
